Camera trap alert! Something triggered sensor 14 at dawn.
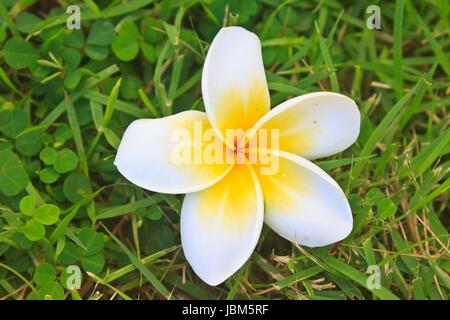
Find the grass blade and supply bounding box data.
[100,222,175,300]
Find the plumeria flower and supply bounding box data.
[115,27,360,286]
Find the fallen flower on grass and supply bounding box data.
[115,26,360,286]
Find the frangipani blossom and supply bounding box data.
[114,26,360,286]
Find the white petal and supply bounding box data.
[252,92,360,159]
[253,150,353,247]
[114,111,232,194]
[202,26,270,145]
[181,164,263,286]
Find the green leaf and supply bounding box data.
[35,204,60,225]
[111,35,139,61]
[3,37,38,69]
[377,198,397,218]
[365,188,385,206]
[147,205,163,220]
[111,21,139,61]
[81,253,105,274]
[64,69,82,90]
[139,219,175,256]
[58,242,79,264]
[121,76,141,100]
[65,29,85,49]
[162,22,179,46]
[63,172,91,203]
[85,44,109,61]
[55,124,72,141]
[317,155,376,171]
[13,232,33,249]
[37,281,64,300]
[39,167,60,184]
[0,1,20,37]
[141,42,156,62]
[95,194,164,220]
[200,1,220,26]
[104,127,120,150]
[62,48,81,69]
[0,109,29,138]
[117,20,139,39]
[20,195,36,216]
[15,131,42,156]
[103,77,122,128]
[141,17,164,44]
[49,206,80,245]
[16,12,43,33]
[87,20,116,46]
[315,21,339,92]
[33,263,56,286]
[79,228,104,256]
[84,0,102,17]
[39,147,58,165]
[138,88,160,117]
[53,149,78,173]
[274,266,323,290]
[22,219,45,241]
[83,90,149,118]
[0,167,29,196]
[0,149,29,196]
[64,93,89,176]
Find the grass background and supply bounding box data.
[0,0,448,300]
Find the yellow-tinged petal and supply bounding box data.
[251,92,360,159]
[253,150,353,247]
[181,164,264,286]
[114,111,232,194]
[202,26,270,146]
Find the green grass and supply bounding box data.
[0,0,448,300]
